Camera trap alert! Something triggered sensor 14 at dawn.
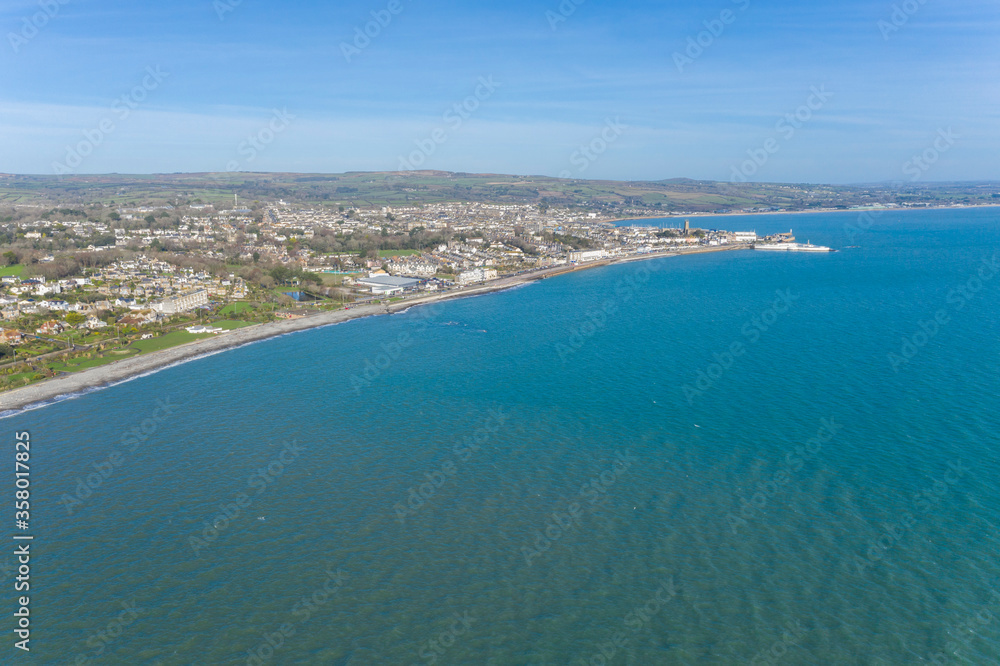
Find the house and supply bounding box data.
[40,300,70,311]
[37,320,65,335]
[0,329,24,345]
[85,316,108,330]
[117,310,159,327]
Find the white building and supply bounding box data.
[151,288,209,314]
[731,231,757,243]
[456,268,498,285]
[568,250,607,263]
[355,275,421,295]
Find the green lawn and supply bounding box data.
[0,371,43,386]
[208,320,256,330]
[130,330,213,353]
[379,249,422,258]
[48,349,139,372]
[219,302,256,316]
[0,264,25,277]
[129,320,254,353]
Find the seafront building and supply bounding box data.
[568,250,608,263]
[457,268,499,285]
[150,288,209,314]
[355,275,421,296]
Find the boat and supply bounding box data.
[753,241,835,252]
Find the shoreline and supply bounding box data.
[605,202,1000,227]
[0,245,743,414]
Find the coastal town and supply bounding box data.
[0,195,804,394]
[0,179,992,396]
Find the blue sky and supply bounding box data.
[1,0,997,182]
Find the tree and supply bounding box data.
[144,214,156,225]
[269,266,292,284]
[0,344,13,360]
[252,251,260,263]
[2,251,17,266]
[65,312,86,326]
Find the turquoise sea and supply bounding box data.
[6,207,1000,664]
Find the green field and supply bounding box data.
[0,371,44,386]
[219,302,255,316]
[48,349,139,372]
[379,249,422,258]
[130,330,213,353]
[0,172,997,212]
[130,320,255,353]
[43,321,252,370]
[0,264,25,277]
[208,320,256,330]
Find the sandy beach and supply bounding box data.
[0,245,743,414]
[607,203,1000,227]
